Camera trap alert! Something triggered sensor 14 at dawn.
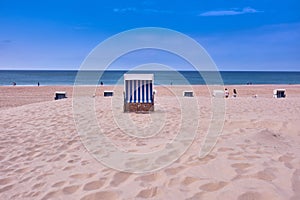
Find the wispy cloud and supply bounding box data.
[113,7,173,14]
[113,7,137,13]
[73,25,90,30]
[1,39,12,44]
[199,7,261,17]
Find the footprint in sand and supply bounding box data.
[83,180,105,191]
[199,181,228,192]
[81,191,119,200]
[57,144,68,151]
[228,153,245,161]
[69,173,95,179]
[27,191,41,198]
[9,155,21,162]
[0,184,13,193]
[41,190,62,200]
[187,192,203,200]
[291,169,300,199]
[198,154,216,163]
[154,150,180,165]
[81,160,90,166]
[238,191,262,200]
[52,153,67,162]
[62,166,76,171]
[244,155,261,159]
[253,168,276,182]
[278,153,295,169]
[181,176,200,186]
[135,173,159,182]
[36,172,54,181]
[52,181,66,188]
[124,158,149,169]
[136,187,158,198]
[62,185,80,195]
[231,163,252,170]
[0,177,13,185]
[167,177,181,187]
[110,172,131,187]
[67,158,81,164]
[231,163,252,174]
[32,182,46,190]
[164,166,185,176]
[217,147,234,152]
[19,176,33,183]
[14,167,30,174]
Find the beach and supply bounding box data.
[0,85,300,199]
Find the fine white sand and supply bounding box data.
[0,85,299,199]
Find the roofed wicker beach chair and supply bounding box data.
[273,89,286,98]
[123,74,154,112]
[54,91,67,100]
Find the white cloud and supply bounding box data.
[1,39,12,44]
[199,7,261,17]
[113,7,172,14]
[113,7,137,13]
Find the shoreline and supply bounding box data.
[1,83,300,86]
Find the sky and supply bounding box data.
[0,0,299,71]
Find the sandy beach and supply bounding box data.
[0,85,300,200]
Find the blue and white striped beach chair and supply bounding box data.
[124,74,154,112]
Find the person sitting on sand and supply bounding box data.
[233,88,237,97]
[224,88,229,98]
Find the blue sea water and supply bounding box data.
[0,70,299,86]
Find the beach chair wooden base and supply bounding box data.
[124,103,154,112]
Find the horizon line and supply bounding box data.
[0,69,300,72]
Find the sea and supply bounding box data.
[0,70,300,86]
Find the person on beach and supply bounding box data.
[38,82,40,86]
[12,82,16,86]
[100,81,103,85]
[224,88,229,98]
[233,88,237,97]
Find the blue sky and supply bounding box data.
[0,0,299,71]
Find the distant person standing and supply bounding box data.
[38,82,40,86]
[224,88,229,98]
[12,82,16,86]
[233,89,237,97]
[100,81,103,85]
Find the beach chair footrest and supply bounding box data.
[124,103,154,112]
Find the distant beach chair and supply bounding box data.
[183,91,194,97]
[54,91,67,100]
[103,90,113,97]
[123,74,154,112]
[273,89,286,98]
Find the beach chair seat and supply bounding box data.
[124,74,154,112]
